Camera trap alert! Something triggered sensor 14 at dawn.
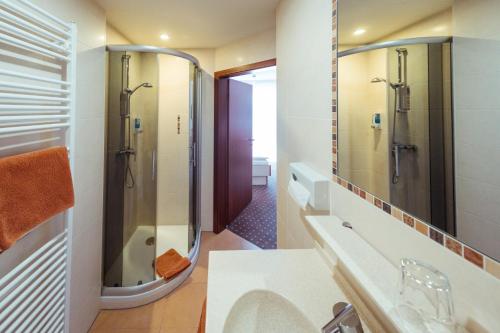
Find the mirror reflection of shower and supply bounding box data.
[118,55,153,189]
[389,48,416,184]
[338,37,454,227]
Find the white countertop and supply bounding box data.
[305,215,470,333]
[205,215,471,333]
[206,249,367,333]
[305,215,399,315]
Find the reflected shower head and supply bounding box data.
[126,82,153,95]
[370,77,387,83]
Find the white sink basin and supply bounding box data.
[222,290,317,333]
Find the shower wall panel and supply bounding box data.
[104,51,158,287]
[388,44,431,222]
[156,55,191,255]
[121,52,159,286]
[338,48,390,201]
[104,51,126,287]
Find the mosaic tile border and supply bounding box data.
[330,0,499,280]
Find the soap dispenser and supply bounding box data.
[134,117,143,133]
[371,113,381,129]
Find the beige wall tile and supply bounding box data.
[415,220,429,236]
[485,258,500,279]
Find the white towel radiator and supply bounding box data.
[0,0,76,332]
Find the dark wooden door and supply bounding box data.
[227,79,253,222]
[214,61,275,233]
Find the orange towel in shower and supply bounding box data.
[155,248,191,280]
[0,147,74,251]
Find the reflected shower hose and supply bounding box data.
[392,91,399,185]
[125,100,135,189]
[125,152,135,188]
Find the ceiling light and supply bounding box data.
[433,25,446,32]
[160,34,170,40]
[353,28,366,36]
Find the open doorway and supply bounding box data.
[213,60,277,249]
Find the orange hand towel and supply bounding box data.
[155,248,191,280]
[0,147,74,251]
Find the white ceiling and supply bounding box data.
[95,0,280,48]
[339,0,453,45]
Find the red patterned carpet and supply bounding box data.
[227,166,277,249]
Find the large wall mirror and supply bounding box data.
[337,0,500,261]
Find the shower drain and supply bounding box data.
[145,237,155,246]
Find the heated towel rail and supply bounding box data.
[0,0,76,332]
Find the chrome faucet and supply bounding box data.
[322,302,364,333]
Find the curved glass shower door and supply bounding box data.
[104,50,198,288]
[155,55,197,260]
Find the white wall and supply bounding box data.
[379,9,452,42]
[452,0,500,261]
[276,0,332,248]
[107,24,131,44]
[215,28,276,71]
[252,81,277,161]
[29,0,107,332]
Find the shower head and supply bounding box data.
[126,82,153,95]
[370,77,387,83]
[396,48,408,54]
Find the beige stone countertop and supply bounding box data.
[205,248,371,333]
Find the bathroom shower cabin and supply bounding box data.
[103,46,201,294]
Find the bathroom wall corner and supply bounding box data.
[276,0,333,249]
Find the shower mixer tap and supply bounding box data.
[392,143,417,184]
[118,148,136,156]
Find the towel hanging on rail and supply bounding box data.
[0,146,74,251]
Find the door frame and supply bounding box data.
[213,58,277,233]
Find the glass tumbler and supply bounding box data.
[395,258,456,333]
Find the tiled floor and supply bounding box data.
[89,230,259,333]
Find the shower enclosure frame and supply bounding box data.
[102,45,202,309]
[338,36,452,57]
